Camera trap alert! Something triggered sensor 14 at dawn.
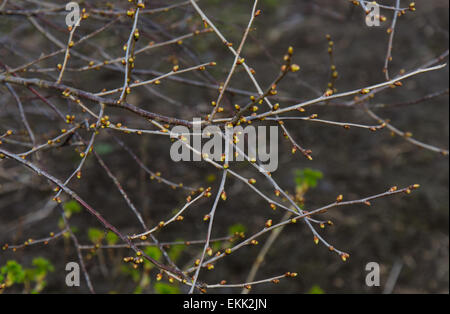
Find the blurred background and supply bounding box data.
[0,0,448,293]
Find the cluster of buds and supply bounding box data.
[405,184,421,194]
[0,129,13,145]
[236,58,245,65]
[233,231,246,239]
[204,187,213,198]
[389,186,398,192]
[127,8,136,18]
[285,272,298,278]
[99,115,111,128]
[340,253,350,262]
[53,196,62,204]
[123,255,144,268]
[65,115,76,124]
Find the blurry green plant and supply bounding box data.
[63,200,82,218]
[294,168,323,209]
[105,231,119,245]
[308,285,325,294]
[144,247,162,262]
[295,168,323,189]
[0,258,54,294]
[154,282,180,294]
[88,228,105,244]
[168,242,185,261]
[94,142,115,156]
[229,223,246,233]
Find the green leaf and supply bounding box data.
[32,258,54,276]
[58,217,66,230]
[144,247,162,261]
[295,168,323,189]
[1,260,25,285]
[88,228,104,244]
[105,231,119,245]
[308,285,325,294]
[168,243,185,262]
[63,200,82,217]
[154,282,180,294]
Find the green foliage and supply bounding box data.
[154,282,180,294]
[30,258,54,277]
[105,231,119,245]
[308,285,325,294]
[142,247,163,272]
[0,258,54,293]
[228,223,246,235]
[88,228,104,244]
[0,261,25,286]
[120,265,141,283]
[144,247,162,261]
[168,243,185,262]
[295,168,323,189]
[63,200,82,218]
